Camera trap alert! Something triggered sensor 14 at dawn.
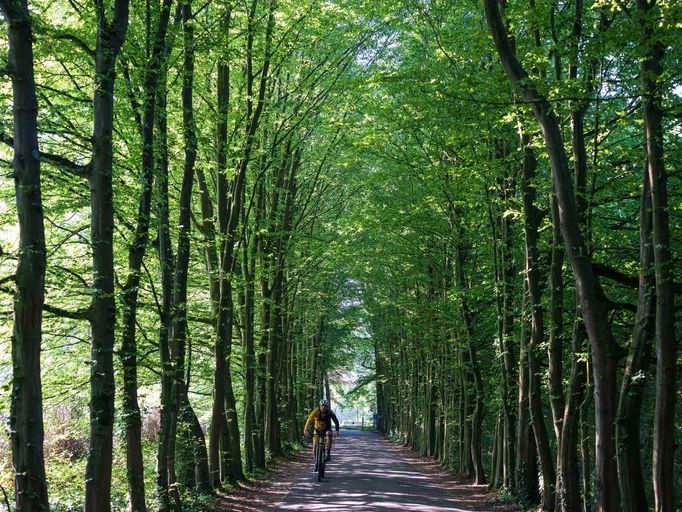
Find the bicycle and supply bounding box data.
[313,428,329,482]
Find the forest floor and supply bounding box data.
[219,429,516,511]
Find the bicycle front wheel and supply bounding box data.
[317,441,324,482]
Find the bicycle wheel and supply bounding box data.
[317,440,324,482]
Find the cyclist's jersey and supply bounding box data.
[305,408,340,432]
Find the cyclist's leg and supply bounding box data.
[312,431,320,468]
[324,430,333,461]
[313,431,321,452]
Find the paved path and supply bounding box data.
[275,429,486,512]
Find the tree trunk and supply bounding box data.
[516,282,539,505]
[616,167,653,512]
[85,1,129,510]
[558,317,587,512]
[488,164,517,491]
[520,126,555,511]
[222,284,244,480]
[548,192,564,444]
[454,211,485,484]
[637,3,678,510]
[242,231,258,472]
[1,0,50,508]
[156,55,183,510]
[208,3,232,486]
[167,0,212,495]
[500,207,516,491]
[120,2,173,508]
[254,179,268,469]
[194,161,225,486]
[580,382,592,512]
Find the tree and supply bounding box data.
[1,0,50,508]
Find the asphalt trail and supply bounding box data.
[275,429,488,511]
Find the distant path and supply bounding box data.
[273,429,511,512]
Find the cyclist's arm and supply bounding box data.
[303,410,317,432]
[330,410,340,432]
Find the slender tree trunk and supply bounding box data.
[156,57,184,510]
[85,1,129,509]
[208,3,232,485]
[242,233,258,472]
[520,126,555,510]
[548,192,564,443]
[616,165,654,511]
[500,209,516,491]
[1,0,50,508]
[558,316,587,512]
[120,2,173,508]
[222,280,244,480]
[491,414,502,488]
[516,282,539,505]
[549,191,566,512]
[488,166,517,491]
[637,3,678,510]
[459,344,474,476]
[266,270,284,456]
[454,210,485,484]
[579,381,592,512]
[168,0,211,494]
[194,164,225,486]
[254,180,268,469]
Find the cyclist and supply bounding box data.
[303,399,340,462]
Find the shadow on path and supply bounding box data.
[275,429,500,511]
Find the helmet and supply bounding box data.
[319,399,330,407]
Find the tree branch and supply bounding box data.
[43,303,91,320]
[54,32,96,59]
[0,129,91,178]
[0,284,90,319]
[594,262,682,293]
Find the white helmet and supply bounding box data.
[319,399,330,407]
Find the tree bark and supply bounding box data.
[516,282,539,505]
[548,194,564,444]
[120,2,174,510]
[85,0,129,509]
[558,317,587,512]
[156,58,181,512]
[520,126,555,510]
[637,3,678,510]
[616,166,653,512]
[488,162,517,491]
[1,0,50,508]
[454,211,485,485]
[241,193,259,472]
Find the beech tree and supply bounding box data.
[1,0,679,511]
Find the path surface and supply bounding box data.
[273,429,509,512]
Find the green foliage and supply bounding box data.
[1,0,681,507]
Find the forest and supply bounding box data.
[0,0,680,510]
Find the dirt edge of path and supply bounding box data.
[215,447,311,512]
[218,433,518,512]
[383,436,517,512]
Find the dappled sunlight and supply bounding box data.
[273,430,505,511]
